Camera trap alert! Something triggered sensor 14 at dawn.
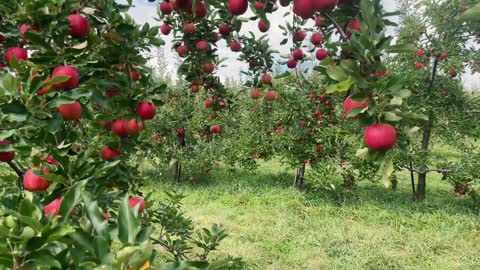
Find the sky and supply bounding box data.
[120,0,479,91]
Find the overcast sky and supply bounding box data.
[120,0,479,91]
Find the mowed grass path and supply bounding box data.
[147,160,480,270]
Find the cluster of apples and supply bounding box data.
[415,49,457,77]
[250,73,279,101]
[343,96,397,152]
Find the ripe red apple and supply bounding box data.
[448,69,457,77]
[212,32,220,43]
[258,20,270,32]
[292,48,304,60]
[196,40,209,51]
[160,24,172,35]
[255,1,265,9]
[315,49,328,60]
[287,58,297,68]
[58,101,82,120]
[230,41,241,52]
[129,197,146,212]
[127,118,144,134]
[101,146,120,161]
[346,19,361,38]
[265,90,279,101]
[152,133,159,140]
[191,85,200,93]
[440,52,448,60]
[229,0,248,15]
[23,168,51,191]
[364,123,397,151]
[415,63,423,69]
[315,16,326,27]
[112,119,129,137]
[183,23,196,34]
[219,23,232,36]
[46,156,60,166]
[44,197,63,218]
[20,24,39,41]
[343,95,369,116]
[210,124,221,134]
[137,102,156,120]
[417,49,425,57]
[251,88,261,99]
[52,66,80,89]
[129,70,140,81]
[311,32,323,45]
[203,63,215,74]
[312,0,337,12]
[174,0,193,11]
[293,0,315,19]
[0,141,15,162]
[6,47,28,64]
[67,14,91,38]
[194,2,208,18]
[177,128,185,137]
[160,1,173,14]
[262,74,273,84]
[177,45,189,57]
[294,31,306,42]
[204,97,214,108]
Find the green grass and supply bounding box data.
[147,160,480,270]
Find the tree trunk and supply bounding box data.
[294,164,306,189]
[172,161,181,182]
[415,126,431,201]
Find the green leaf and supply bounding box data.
[46,96,76,109]
[118,195,141,244]
[405,126,421,138]
[46,225,76,243]
[59,181,87,222]
[346,107,366,118]
[24,250,62,269]
[326,77,355,93]
[325,65,348,82]
[0,130,16,140]
[386,44,418,53]
[355,147,369,159]
[83,193,109,240]
[48,113,64,134]
[381,156,394,188]
[389,97,403,106]
[460,3,480,21]
[19,198,42,221]
[61,88,92,99]
[399,112,429,121]
[382,111,402,121]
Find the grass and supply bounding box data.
[147,160,480,270]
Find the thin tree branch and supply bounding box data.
[397,165,451,174]
[321,12,349,41]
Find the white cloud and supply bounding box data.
[122,0,478,90]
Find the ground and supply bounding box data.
[148,160,480,270]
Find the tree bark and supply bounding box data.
[294,164,306,189]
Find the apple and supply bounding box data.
[292,48,304,60]
[129,197,146,212]
[183,23,196,34]
[106,86,120,98]
[127,118,144,134]
[315,49,328,60]
[23,168,51,191]
[265,90,279,101]
[52,66,79,89]
[6,47,28,64]
[152,133,159,140]
[230,41,241,52]
[251,88,261,99]
[346,19,361,38]
[293,0,314,19]
[112,119,129,137]
[0,141,15,162]
[417,49,425,57]
[415,63,423,69]
[177,45,189,57]
[338,0,353,4]
[364,123,397,151]
[287,58,297,68]
[46,156,60,166]
[160,24,172,35]
[160,1,173,14]
[219,23,232,36]
[67,14,90,38]
[19,24,39,41]
[174,0,193,11]
[204,97,214,108]
[262,74,273,84]
[196,40,209,51]
[343,95,369,116]
[44,197,63,218]
[255,1,265,9]
[58,101,82,120]
[229,0,248,15]
[212,32,220,43]
[441,90,448,97]
[129,70,140,81]
[294,31,306,42]
[210,124,221,134]
[258,20,270,32]
[101,146,120,160]
[312,0,337,12]
[177,128,185,137]
[311,32,323,45]
[448,69,457,77]
[203,63,215,74]
[194,2,208,18]
[440,52,448,60]
[316,144,324,151]
[137,102,156,120]
[191,85,200,93]
[315,16,326,27]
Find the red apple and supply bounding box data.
[23,168,51,191]
[315,16,326,27]
[219,23,232,36]
[127,118,144,134]
[112,119,129,137]
[44,197,63,218]
[160,1,173,14]
[6,47,28,64]
[415,63,423,69]
[191,85,200,93]
[255,1,265,9]
[311,32,323,45]
[160,24,172,35]
[262,74,273,84]
[293,0,315,20]
[265,90,279,101]
[343,95,369,117]
[364,123,397,151]
[129,70,140,81]
[183,23,196,34]
[101,146,120,161]
[0,141,15,162]
[294,31,306,42]
[258,20,270,32]
[52,66,80,89]
[58,101,82,120]
[210,124,221,134]
[106,86,120,98]
[312,0,337,12]
[440,52,448,60]
[177,45,189,57]
[251,88,261,99]
[194,2,208,18]
[315,49,328,60]
[46,156,60,166]
[20,24,39,41]
[196,40,209,51]
[136,102,156,120]
[230,41,241,52]
[67,14,91,38]
[292,48,304,60]
[229,0,248,15]
[203,63,215,74]
[417,49,425,57]
[204,97,214,108]
[448,69,457,77]
[346,19,361,38]
[129,197,145,212]
[287,58,297,68]
[152,133,159,140]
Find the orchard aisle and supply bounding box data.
[149,160,480,270]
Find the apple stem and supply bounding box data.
[321,12,349,41]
